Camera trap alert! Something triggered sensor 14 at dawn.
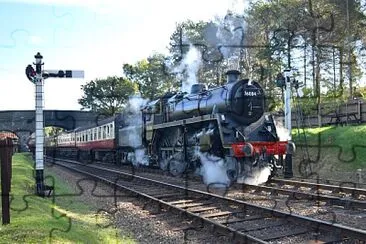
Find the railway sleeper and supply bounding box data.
[174,201,214,209]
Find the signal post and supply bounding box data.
[276,69,297,178]
[26,52,84,196]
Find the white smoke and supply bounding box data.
[274,118,291,141]
[123,94,149,166]
[237,167,271,185]
[134,148,149,166]
[228,0,248,15]
[196,151,231,188]
[125,94,148,117]
[173,45,202,93]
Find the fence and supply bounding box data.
[0,138,13,225]
[277,99,365,128]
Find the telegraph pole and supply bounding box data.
[26,52,84,196]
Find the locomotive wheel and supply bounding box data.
[168,159,187,177]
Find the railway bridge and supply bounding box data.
[0,110,104,151]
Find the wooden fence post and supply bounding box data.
[358,100,362,123]
[0,137,13,225]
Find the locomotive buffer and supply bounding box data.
[25,52,84,196]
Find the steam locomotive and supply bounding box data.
[29,70,294,184]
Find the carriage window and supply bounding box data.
[107,125,110,137]
[98,127,101,139]
[103,126,106,139]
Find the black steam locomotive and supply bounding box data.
[32,70,294,185]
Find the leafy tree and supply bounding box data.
[243,0,366,120]
[78,76,138,116]
[123,53,178,100]
[44,127,64,136]
[246,0,366,97]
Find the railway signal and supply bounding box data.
[276,68,300,178]
[283,69,293,140]
[26,52,84,197]
[275,68,301,140]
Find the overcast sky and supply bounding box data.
[0,0,248,110]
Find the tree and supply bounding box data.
[44,127,64,136]
[246,0,366,97]
[123,53,179,100]
[78,76,138,116]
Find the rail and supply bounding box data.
[48,158,366,243]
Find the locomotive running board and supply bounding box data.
[152,114,227,147]
[152,114,218,129]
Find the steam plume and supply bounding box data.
[237,167,271,185]
[173,45,202,93]
[124,94,149,166]
[196,151,230,188]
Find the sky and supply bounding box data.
[0,0,248,110]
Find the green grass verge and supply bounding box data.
[0,153,135,243]
[292,124,366,169]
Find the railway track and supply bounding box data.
[235,178,366,210]
[286,176,366,189]
[47,157,366,210]
[47,158,366,243]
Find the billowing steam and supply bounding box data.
[126,95,147,114]
[204,13,246,70]
[196,151,231,188]
[133,148,149,166]
[123,94,149,166]
[274,118,291,141]
[173,45,202,93]
[237,167,271,185]
[193,129,230,188]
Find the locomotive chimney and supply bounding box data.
[226,70,241,84]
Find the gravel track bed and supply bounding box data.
[48,160,366,242]
[45,163,232,243]
[100,165,366,231]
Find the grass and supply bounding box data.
[292,124,366,169]
[0,153,135,243]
